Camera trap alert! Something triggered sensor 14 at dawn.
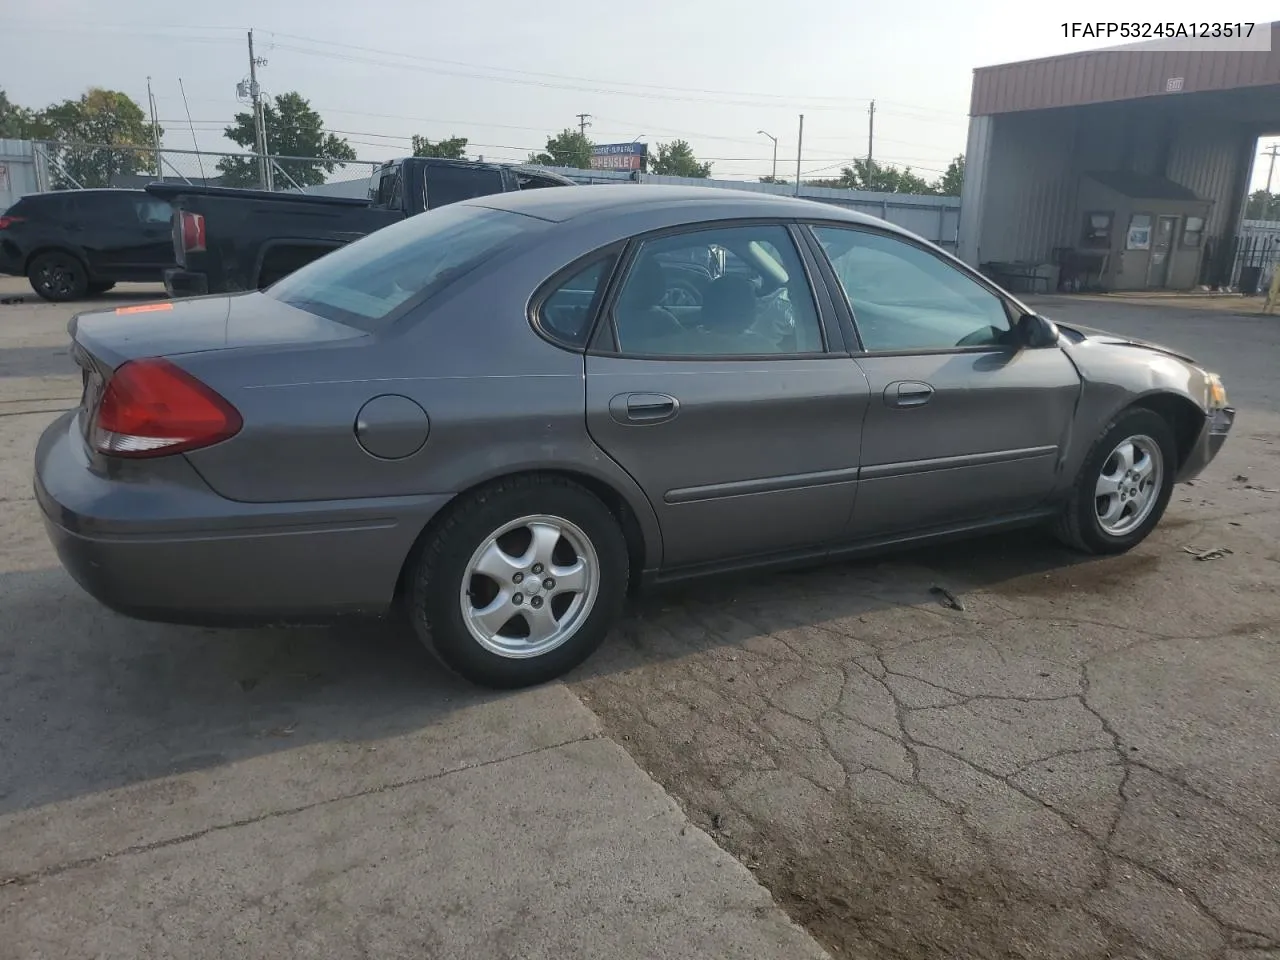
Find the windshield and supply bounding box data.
[266,204,534,331]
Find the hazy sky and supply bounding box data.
[3,0,1277,189]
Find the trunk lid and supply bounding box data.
[68,292,367,370]
[67,292,366,451]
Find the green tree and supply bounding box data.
[411,134,468,159]
[934,154,964,196]
[0,88,41,139]
[648,139,711,178]
[758,175,789,185]
[37,88,161,188]
[817,159,931,194]
[218,92,355,188]
[1245,189,1280,220]
[528,128,594,169]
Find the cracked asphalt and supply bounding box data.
[2,281,1278,959]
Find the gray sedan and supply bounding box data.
[35,185,1235,688]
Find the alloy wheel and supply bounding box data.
[1094,434,1163,537]
[459,514,599,659]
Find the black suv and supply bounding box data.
[0,189,175,302]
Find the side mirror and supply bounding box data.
[1016,312,1058,348]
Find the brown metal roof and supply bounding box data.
[971,23,1280,115]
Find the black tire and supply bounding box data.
[407,475,629,689]
[1052,407,1177,554]
[27,251,89,302]
[87,281,116,295]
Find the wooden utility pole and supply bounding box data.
[247,30,272,190]
[867,100,876,164]
[576,113,592,136]
[1264,144,1280,195]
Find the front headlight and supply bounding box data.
[1206,373,1228,409]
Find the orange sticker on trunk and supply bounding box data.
[115,302,174,315]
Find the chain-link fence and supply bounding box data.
[30,142,381,198]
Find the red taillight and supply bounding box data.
[92,358,241,458]
[0,215,24,229]
[179,211,206,253]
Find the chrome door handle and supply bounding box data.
[885,381,933,408]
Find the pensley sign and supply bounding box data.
[590,142,648,171]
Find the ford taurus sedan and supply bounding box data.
[35,185,1235,688]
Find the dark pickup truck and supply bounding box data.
[147,157,575,297]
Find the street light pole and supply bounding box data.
[758,130,777,182]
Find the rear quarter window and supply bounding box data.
[265,204,535,332]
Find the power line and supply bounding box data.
[258,35,963,115]
[261,30,882,106]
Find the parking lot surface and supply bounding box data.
[2,279,1278,959]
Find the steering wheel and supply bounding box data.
[661,279,702,308]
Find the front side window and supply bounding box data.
[610,223,824,357]
[267,205,533,331]
[812,226,1014,352]
[537,256,616,347]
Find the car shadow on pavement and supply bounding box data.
[0,529,1101,817]
[578,528,1109,681]
[0,565,487,817]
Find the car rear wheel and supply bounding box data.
[1052,407,1177,554]
[407,475,629,689]
[27,252,89,302]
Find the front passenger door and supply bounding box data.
[808,225,1081,539]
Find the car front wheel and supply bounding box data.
[28,252,89,302]
[1053,407,1177,554]
[407,476,629,689]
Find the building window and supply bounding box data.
[1182,216,1205,248]
[1126,214,1153,251]
[1080,211,1113,249]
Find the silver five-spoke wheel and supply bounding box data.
[1094,434,1162,537]
[460,514,599,659]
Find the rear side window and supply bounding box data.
[84,193,137,220]
[536,256,617,348]
[266,204,534,332]
[5,194,68,219]
[3,196,35,217]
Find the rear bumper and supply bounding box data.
[35,411,452,625]
[163,267,208,298]
[1174,406,1235,483]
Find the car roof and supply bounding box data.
[465,183,897,231]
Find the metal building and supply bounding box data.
[958,24,1280,293]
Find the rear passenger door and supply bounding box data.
[582,221,869,571]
